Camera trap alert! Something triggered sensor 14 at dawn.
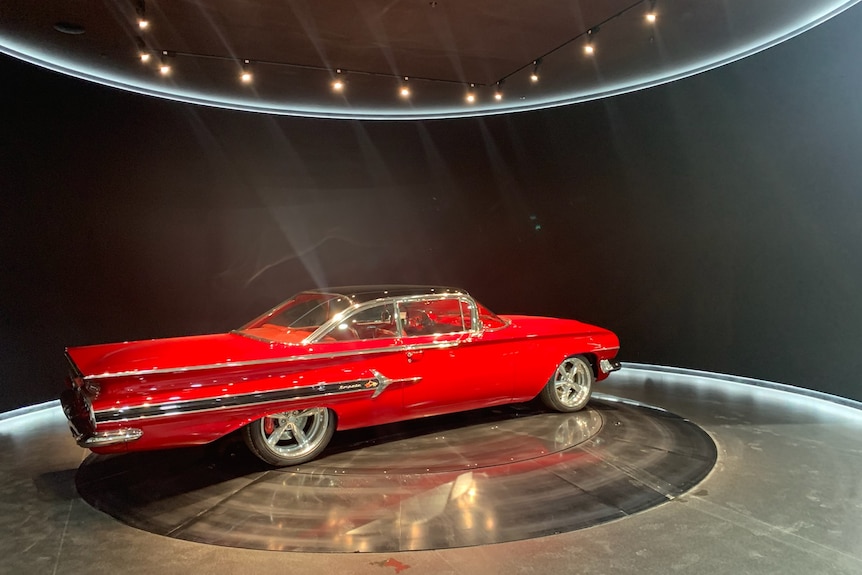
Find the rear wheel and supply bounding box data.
[243,407,335,466]
[540,355,594,412]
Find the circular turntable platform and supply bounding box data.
[74,397,716,552]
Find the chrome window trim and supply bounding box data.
[307,293,482,344]
[239,287,466,334]
[481,316,512,332]
[464,296,480,333]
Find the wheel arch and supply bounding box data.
[581,352,599,377]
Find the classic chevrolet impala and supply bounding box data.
[61,286,620,466]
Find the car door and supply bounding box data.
[302,301,410,426]
[398,296,515,416]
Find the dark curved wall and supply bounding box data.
[2,7,862,412]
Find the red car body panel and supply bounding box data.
[61,287,620,457]
[67,333,272,377]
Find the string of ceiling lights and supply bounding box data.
[133,0,658,104]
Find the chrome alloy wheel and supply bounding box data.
[244,407,335,466]
[554,358,591,408]
[263,408,330,457]
[540,355,594,413]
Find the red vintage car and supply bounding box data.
[61,286,621,466]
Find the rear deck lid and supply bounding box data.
[66,333,283,379]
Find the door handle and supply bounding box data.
[406,350,423,363]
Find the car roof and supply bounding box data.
[304,285,468,304]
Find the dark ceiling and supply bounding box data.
[143,0,632,85]
[1,0,859,118]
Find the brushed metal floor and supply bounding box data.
[2,365,861,574]
[74,398,715,552]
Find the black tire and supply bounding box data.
[539,355,594,412]
[243,407,335,466]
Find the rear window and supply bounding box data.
[399,298,471,336]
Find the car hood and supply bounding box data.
[66,332,279,379]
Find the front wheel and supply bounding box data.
[540,355,594,412]
[243,407,335,466]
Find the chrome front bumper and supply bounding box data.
[599,359,622,374]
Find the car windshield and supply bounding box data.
[237,292,353,344]
[476,301,507,330]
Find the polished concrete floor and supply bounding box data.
[2,364,861,574]
[73,397,715,552]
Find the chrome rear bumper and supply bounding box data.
[61,387,142,447]
[76,427,143,447]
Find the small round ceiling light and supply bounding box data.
[646,0,658,23]
[135,37,150,63]
[240,60,253,84]
[465,84,476,103]
[331,69,345,92]
[158,52,171,76]
[530,59,541,83]
[136,1,150,30]
[584,28,597,55]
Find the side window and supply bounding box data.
[325,303,399,341]
[399,298,470,337]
